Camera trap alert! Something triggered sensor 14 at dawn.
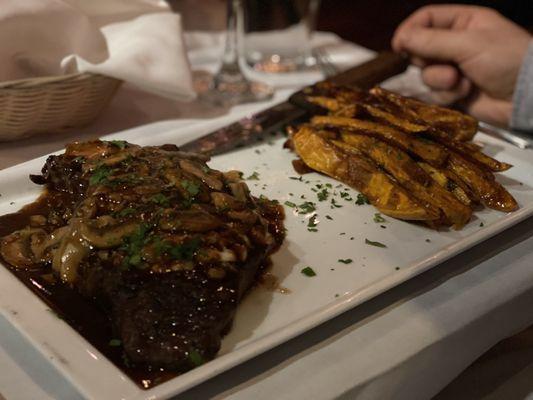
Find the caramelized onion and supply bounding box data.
[159,210,222,232]
[179,160,223,190]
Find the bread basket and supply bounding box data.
[0,72,121,141]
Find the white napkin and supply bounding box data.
[0,0,195,101]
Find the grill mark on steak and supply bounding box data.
[0,140,285,388]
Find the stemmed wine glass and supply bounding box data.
[200,0,273,106]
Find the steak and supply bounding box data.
[0,140,284,372]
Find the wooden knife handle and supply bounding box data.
[327,51,409,89]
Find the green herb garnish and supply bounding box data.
[298,201,316,214]
[330,198,342,208]
[365,238,387,248]
[338,259,353,264]
[355,193,370,205]
[109,339,122,347]
[109,140,128,149]
[188,348,205,366]
[118,207,136,217]
[89,164,111,186]
[150,193,170,206]
[373,213,386,223]
[246,171,260,180]
[301,266,316,277]
[325,215,333,220]
[181,180,200,197]
[317,188,329,201]
[168,237,201,261]
[284,201,296,208]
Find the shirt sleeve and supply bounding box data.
[511,41,533,131]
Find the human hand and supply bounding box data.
[392,5,532,126]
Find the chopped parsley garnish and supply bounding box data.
[118,207,136,217]
[89,164,112,185]
[246,171,260,180]
[181,180,200,197]
[365,238,387,248]
[338,259,353,264]
[373,213,386,223]
[120,223,151,268]
[169,237,201,260]
[340,192,353,201]
[109,339,122,347]
[425,238,431,243]
[325,215,333,220]
[330,198,342,208]
[298,201,316,214]
[289,176,303,181]
[355,193,370,205]
[479,222,484,227]
[109,140,128,149]
[301,266,316,277]
[188,348,205,366]
[307,215,318,228]
[150,193,170,206]
[284,201,296,208]
[317,188,329,201]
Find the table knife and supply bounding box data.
[180,52,408,156]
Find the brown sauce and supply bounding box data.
[0,193,177,389]
[0,189,286,389]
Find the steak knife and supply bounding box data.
[180,52,409,156]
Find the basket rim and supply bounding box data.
[0,72,120,90]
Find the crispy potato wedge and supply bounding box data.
[305,96,342,112]
[417,162,473,207]
[292,127,440,221]
[306,96,360,118]
[420,128,512,173]
[311,115,448,166]
[335,136,472,229]
[370,87,478,141]
[362,103,429,133]
[447,153,518,212]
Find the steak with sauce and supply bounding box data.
[0,140,284,372]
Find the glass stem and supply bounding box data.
[219,0,244,77]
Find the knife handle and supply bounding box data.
[328,51,409,89]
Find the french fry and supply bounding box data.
[292,126,440,221]
[311,115,448,166]
[417,162,473,207]
[370,87,478,141]
[447,154,518,212]
[335,135,472,229]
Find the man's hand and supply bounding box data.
[392,5,531,126]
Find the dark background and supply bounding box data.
[317,0,533,50]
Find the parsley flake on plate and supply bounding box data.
[301,266,317,277]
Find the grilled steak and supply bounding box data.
[0,140,284,372]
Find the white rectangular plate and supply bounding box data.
[1,120,532,400]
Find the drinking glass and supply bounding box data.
[243,0,321,73]
[201,0,273,106]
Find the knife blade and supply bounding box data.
[180,52,408,156]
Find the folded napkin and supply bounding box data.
[0,0,195,101]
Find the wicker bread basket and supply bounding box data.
[0,72,122,141]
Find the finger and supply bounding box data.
[393,27,476,63]
[425,77,472,106]
[392,5,476,51]
[460,92,513,126]
[421,64,461,90]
